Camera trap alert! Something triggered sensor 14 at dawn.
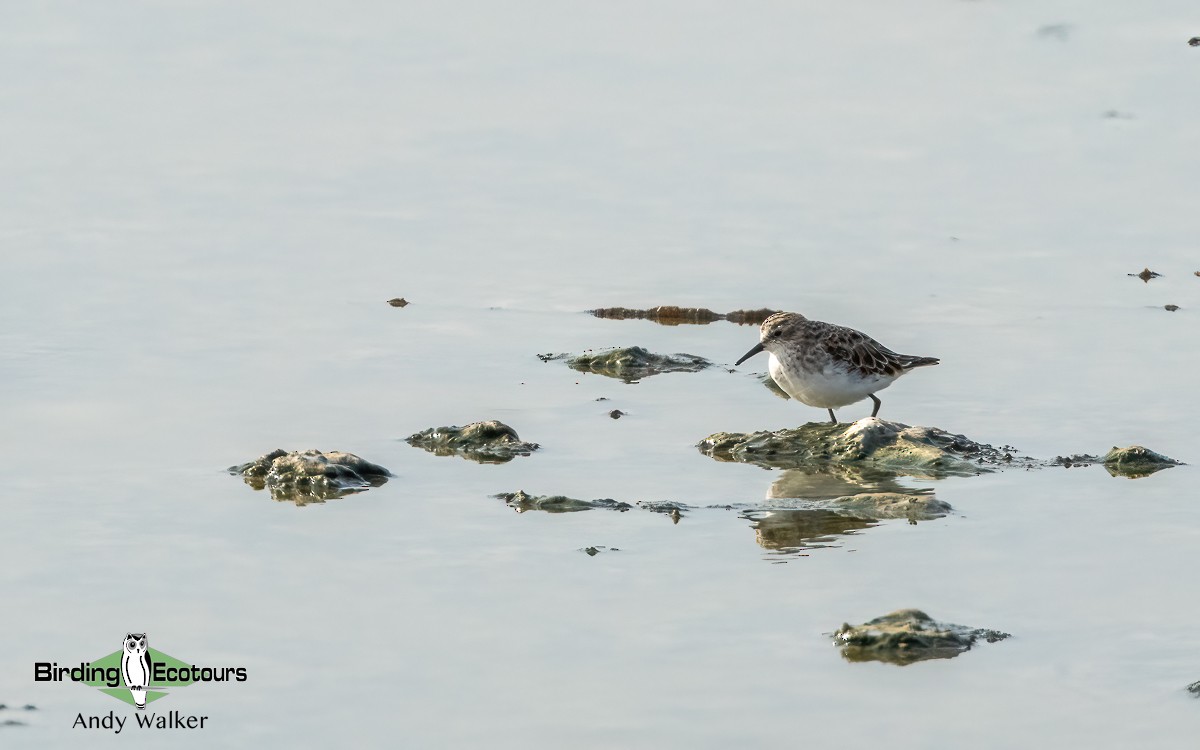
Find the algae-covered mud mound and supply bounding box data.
[229,449,391,506]
[700,418,1181,478]
[1055,445,1182,478]
[833,609,1010,666]
[540,347,712,383]
[588,306,778,326]
[406,420,539,464]
[495,491,687,521]
[701,418,1018,476]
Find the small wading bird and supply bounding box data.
[735,311,939,424]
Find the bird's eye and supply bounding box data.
[772,329,782,337]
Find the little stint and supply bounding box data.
[735,311,938,424]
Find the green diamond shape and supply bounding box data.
[84,648,196,706]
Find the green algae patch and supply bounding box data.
[833,609,1010,666]
[699,418,1009,476]
[229,449,390,506]
[543,346,713,383]
[406,420,539,464]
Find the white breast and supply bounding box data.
[768,352,895,408]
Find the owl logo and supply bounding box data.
[120,633,152,710]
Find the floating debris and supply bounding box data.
[495,491,691,520]
[608,409,625,419]
[386,298,409,307]
[725,308,779,325]
[1165,304,1180,312]
[588,306,778,326]
[1188,680,1200,696]
[590,306,722,325]
[406,420,539,464]
[833,609,1010,666]
[542,347,713,383]
[580,545,619,556]
[495,490,631,514]
[229,449,391,505]
[1189,37,1200,47]
[1129,268,1161,282]
[638,501,688,523]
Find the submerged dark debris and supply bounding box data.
[588,306,778,326]
[833,609,1010,666]
[406,420,539,464]
[228,449,391,506]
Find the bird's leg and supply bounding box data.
[869,394,881,418]
[827,408,838,424]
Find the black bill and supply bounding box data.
[734,342,765,366]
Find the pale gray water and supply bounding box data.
[3,1,1200,747]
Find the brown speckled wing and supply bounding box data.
[822,326,909,378]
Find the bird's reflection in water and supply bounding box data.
[765,465,919,501]
[744,509,878,554]
[745,466,942,558]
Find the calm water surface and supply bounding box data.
[3,2,1199,747]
